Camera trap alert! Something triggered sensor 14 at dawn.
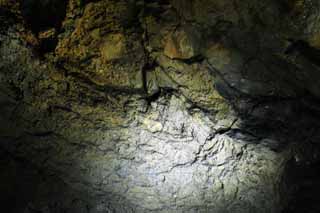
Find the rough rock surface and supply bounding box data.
[1,0,320,213]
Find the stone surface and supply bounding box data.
[163,27,202,59]
[1,0,320,213]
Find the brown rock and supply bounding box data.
[100,33,126,62]
[164,27,201,59]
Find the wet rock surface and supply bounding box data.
[1,0,320,212]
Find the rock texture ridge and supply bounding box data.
[2,0,320,212]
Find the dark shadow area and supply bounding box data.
[19,0,67,53]
[282,153,320,213]
[0,149,43,213]
[20,0,67,34]
[0,8,19,34]
[0,145,94,213]
[215,80,320,212]
[285,39,320,67]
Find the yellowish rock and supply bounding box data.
[100,33,126,62]
[143,118,163,133]
[164,27,201,59]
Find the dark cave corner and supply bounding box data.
[19,0,67,54]
[281,148,320,213]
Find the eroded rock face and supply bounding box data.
[163,27,202,59]
[1,0,320,213]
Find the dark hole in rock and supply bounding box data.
[20,0,67,53]
[20,0,67,34]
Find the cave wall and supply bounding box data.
[1,0,320,212]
